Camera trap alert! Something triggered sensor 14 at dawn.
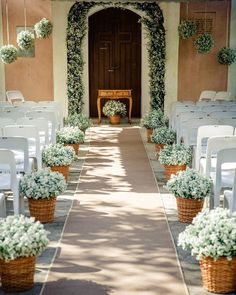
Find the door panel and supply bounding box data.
[178,1,230,102]
[89,8,141,117]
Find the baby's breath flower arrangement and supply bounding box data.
[0,215,49,261]
[140,109,168,130]
[34,18,53,39]
[20,169,66,200]
[217,47,236,66]
[151,127,176,145]
[159,144,192,166]
[178,20,197,39]
[102,100,127,117]
[178,208,236,260]
[166,168,212,200]
[42,144,75,167]
[56,126,85,144]
[0,44,18,64]
[17,30,34,50]
[195,33,214,54]
[64,113,93,131]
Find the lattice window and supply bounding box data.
[194,12,216,35]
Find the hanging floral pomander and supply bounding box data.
[217,47,236,65]
[17,30,34,50]
[195,33,214,54]
[178,20,197,39]
[0,44,18,64]
[34,18,53,39]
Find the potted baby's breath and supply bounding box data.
[178,208,236,293]
[20,169,67,223]
[17,30,34,50]
[166,168,212,223]
[64,113,93,132]
[0,44,18,64]
[42,144,75,181]
[56,126,85,155]
[217,47,236,66]
[0,215,49,292]
[159,144,192,181]
[102,100,127,124]
[140,109,168,143]
[34,18,53,39]
[151,127,176,154]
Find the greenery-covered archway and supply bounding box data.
[67,1,165,115]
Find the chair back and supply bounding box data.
[199,90,216,101]
[213,91,232,101]
[6,90,25,104]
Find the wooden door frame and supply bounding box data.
[82,6,149,117]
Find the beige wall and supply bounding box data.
[0,0,5,100]
[1,0,53,101]
[228,0,236,99]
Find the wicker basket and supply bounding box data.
[50,165,69,181]
[155,144,165,154]
[28,197,57,223]
[64,143,79,155]
[164,164,187,181]
[200,256,236,293]
[0,256,36,292]
[146,128,153,143]
[110,115,121,125]
[176,197,204,223]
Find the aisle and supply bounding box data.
[42,126,188,295]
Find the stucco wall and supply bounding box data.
[0,0,5,100]
[228,0,236,99]
[1,0,53,101]
[52,1,180,117]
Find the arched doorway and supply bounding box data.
[89,8,141,117]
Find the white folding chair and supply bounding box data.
[3,125,42,170]
[213,91,232,101]
[14,101,37,107]
[182,118,219,147]
[16,117,49,146]
[209,111,236,119]
[0,193,6,217]
[0,136,30,173]
[31,105,62,129]
[0,149,23,214]
[27,110,57,143]
[172,105,198,130]
[224,168,236,212]
[0,118,15,135]
[0,110,26,120]
[213,148,236,208]
[199,90,216,101]
[195,125,234,171]
[201,105,229,114]
[6,90,25,104]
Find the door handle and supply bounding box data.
[108,69,114,72]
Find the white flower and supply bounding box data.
[56,126,85,144]
[0,215,49,261]
[140,109,168,129]
[0,45,18,64]
[17,30,34,50]
[64,113,93,131]
[159,144,192,166]
[34,18,53,39]
[20,168,67,199]
[102,100,127,117]
[42,144,76,166]
[178,208,236,260]
[151,127,176,144]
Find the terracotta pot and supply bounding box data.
[176,197,204,223]
[146,128,153,143]
[0,256,36,292]
[109,115,121,124]
[200,256,236,293]
[164,164,187,181]
[50,165,69,181]
[28,197,57,223]
[64,143,79,155]
[155,143,165,154]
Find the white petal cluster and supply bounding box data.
[34,18,53,39]
[0,215,49,261]
[102,100,127,117]
[178,20,197,39]
[151,126,176,145]
[195,33,214,54]
[0,45,18,64]
[165,168,212,199]
[56,126,85,144]
[159,144,192,166]
[140,109,168,129]
[20,168,67,199]
[17,30,35,50]
[42,144,76,166]
[64,113,93,131]
[178,208,236,260]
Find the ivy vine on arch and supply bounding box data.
[67,1,165,115]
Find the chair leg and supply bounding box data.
[0,193,6,218]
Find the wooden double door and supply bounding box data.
[89,8,141,117]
